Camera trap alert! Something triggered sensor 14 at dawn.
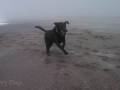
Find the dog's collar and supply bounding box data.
[55,27,66,36]
[56,27,61,34]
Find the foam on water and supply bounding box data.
[0,22,9,25]
[0,19,9,25]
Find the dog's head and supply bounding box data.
[54,21,69,35]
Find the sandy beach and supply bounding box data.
[0,23,120,90]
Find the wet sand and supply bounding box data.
[0,23,120,90]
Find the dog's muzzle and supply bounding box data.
[61,31,66,35]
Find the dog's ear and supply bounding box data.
[64,21,69,25]
[54,22,58,26]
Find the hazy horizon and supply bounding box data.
[0,0,120,22]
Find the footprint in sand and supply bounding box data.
[79,42,83,43]
[103,45,106,47]
[85,48,89,50]
[102,57,108,61]
[74,45,82,48]
[84,52,90,55]
[102,69,110,72]
[92,50,98,52]
[63,72,70,76]
[77,55,83,57]
[115,66,120,68]
[74,63,97,69]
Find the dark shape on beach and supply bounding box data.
[35,21,69,56]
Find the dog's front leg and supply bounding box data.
[61,43,65,49]
[55,36,68,55]
[61,36,65,48]
[56,43,68,55]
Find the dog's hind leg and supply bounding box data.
[46,44,50,56]
[45,37,50,56]
[45,42,53,56]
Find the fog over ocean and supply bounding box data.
[1,17,120,33]
[1,0,120,32]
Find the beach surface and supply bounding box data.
[0,22,120,90]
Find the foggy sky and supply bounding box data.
[0,0,120,21]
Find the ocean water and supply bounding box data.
[35,17,120,33]
[0,17,120,33]
[69,17,120,33]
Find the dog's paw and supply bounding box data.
[64,51,68,55]
[47,53,50,56]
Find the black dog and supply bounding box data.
[35,21,69,56]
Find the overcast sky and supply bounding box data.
[0,0,120,21]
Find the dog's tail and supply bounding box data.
[35,26,47,32]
